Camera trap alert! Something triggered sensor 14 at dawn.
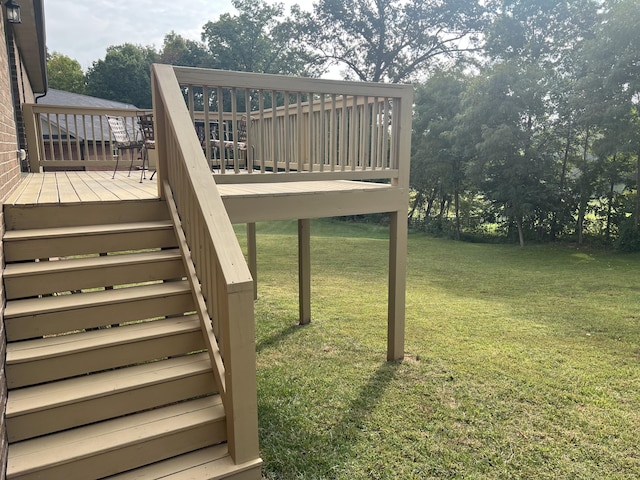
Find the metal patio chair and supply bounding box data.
[106,115,144,180]
[137,113,156,181]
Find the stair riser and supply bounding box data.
[4,228,178,263]
[4,258,186,299]
[7,371,215,442]
[4,200,169,230]
[5,290,194,341]
[6,331,205,388]
[7,416,226,480]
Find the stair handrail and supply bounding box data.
[151,63,259,465]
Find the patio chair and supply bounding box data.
[106,115,144,180]
[138,113,156,181]
[212,116,254,170]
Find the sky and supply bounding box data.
[44,0,303,71]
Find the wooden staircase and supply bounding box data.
[2,199,261,479]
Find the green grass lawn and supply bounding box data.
[235,220,640,479]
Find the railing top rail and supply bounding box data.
[26,103,150,116]
[153,63,252,291]
[171,65,413,98]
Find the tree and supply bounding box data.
[584,0,640,231]
[85,44,158,108]
[411,71,470,239]
[298,0,486,82]
[201,0,313,76]
[47,51,86,94]
[159,32,213,68]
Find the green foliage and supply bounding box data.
[159,32,212,68]
[201,0,312,75]
[298,0,486,82]
[85,44,158,108]
[46,51,86,94]
[615,219,640,252]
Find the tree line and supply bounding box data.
[47,0,640,248]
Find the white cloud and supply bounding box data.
[45,0,234,70]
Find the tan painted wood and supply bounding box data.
[7,396,226,480]
[152,64,253,291]
[223,289,260,464]
[4,281,194,341]
[13,174,43,204]
[109,444,262,480]
[4,198,168,230]
[387,211,407,361]
[4,249,185,299]
[7,353,214,442]
[222,185,406,224]
[36,174,59,203]
[6,315,204,388]
[247,223,257,300]
[54,172,81,203]
[298,219,311,325]
[64,171,101,202]
[163,182,228,402]
[5,174,36,205]
[3,220,177,262]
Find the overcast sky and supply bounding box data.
[44,0,303,71]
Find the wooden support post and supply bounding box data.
[247,223,258,300]
[224,288,260,464]
[387,211,407,361]
[298,218,311,325]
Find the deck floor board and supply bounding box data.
[7,172,393,206]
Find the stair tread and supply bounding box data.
[109,445,262,480]
[7,352,212,418]
[3,249,182,278]
[7,396,225,477]
[3,220,173,241]
[4,280,191,319]
[6,315,200,364]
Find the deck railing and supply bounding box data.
[23,104,150,172]
[151,63,259,465]
[172,66,412,185]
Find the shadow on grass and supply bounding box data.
[259,360,400,479]
[256,323,306,354]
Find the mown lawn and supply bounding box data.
[235,220,640,479]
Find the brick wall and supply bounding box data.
[0,11,24,478]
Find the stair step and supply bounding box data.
[5,280,194,341]
[3,220,177,262]
[7,396,226,480]
[6,353,214,442]
[6,315,204,388]
[4,199,170,230]
[108,444,262,480]
[4,249,185,299]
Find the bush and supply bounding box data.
[615,219,640,252]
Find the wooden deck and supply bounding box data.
[6,171,158,205]
[6,171,403,224]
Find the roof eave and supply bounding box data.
[12,0,47,94]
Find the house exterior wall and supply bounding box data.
[0,13,25,479]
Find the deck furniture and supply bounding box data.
[138,112,156,181]
[106,115,144,180]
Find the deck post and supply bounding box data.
[150,67,168,198]
[387,210,407,361]
[224,287,260,464]
[247,223,258,300]
[298,218,311,325]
